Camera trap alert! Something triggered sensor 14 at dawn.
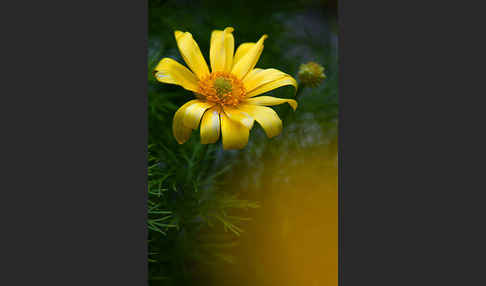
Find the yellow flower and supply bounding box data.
[155,27,298,150]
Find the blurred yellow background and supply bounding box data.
[212,131,338,286]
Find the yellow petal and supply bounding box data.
[245,75,298,98]
[233,43,255,68]
[183,100,214,130]
[175,31,184,41]
[231,35,267,80]
[239,104,282,138]
[243,68,292,93]
[200,106,221,144]
[244,96,298,111]
[174,31,210,79]
[241,68,264,84]
[210,27,235,73]
[173,100,198,144]
[223,106,254,129]
[220,111,250,150]
[154,58,199,92]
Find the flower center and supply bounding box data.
[213,77,233,96]
[197,72,246,106]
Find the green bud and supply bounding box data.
[298,61,326,88]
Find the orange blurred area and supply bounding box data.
[211,133,338,286]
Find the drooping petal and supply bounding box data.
[154,58,199,92]
[182,100,214,130]
[174,31,210,79]
[210,27,235,73]
[223,106,254,129]
[238,104,282,138]
[233,43,255,68]
[245,76,298,98]
[200,106,221,144]
[244,96,298,111]
[243,68,292,93]
[231,35,268,80]
[173,100,199,144]
[220,111,250,150]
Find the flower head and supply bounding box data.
[155,27,298,150]
[298,61,326,87]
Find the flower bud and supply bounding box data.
[297,62,326,87]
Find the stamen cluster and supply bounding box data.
[197,72,246,106]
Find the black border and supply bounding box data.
[338,0,483,285]
[2,0,148,284]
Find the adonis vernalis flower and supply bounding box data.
[155,27,298,150]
